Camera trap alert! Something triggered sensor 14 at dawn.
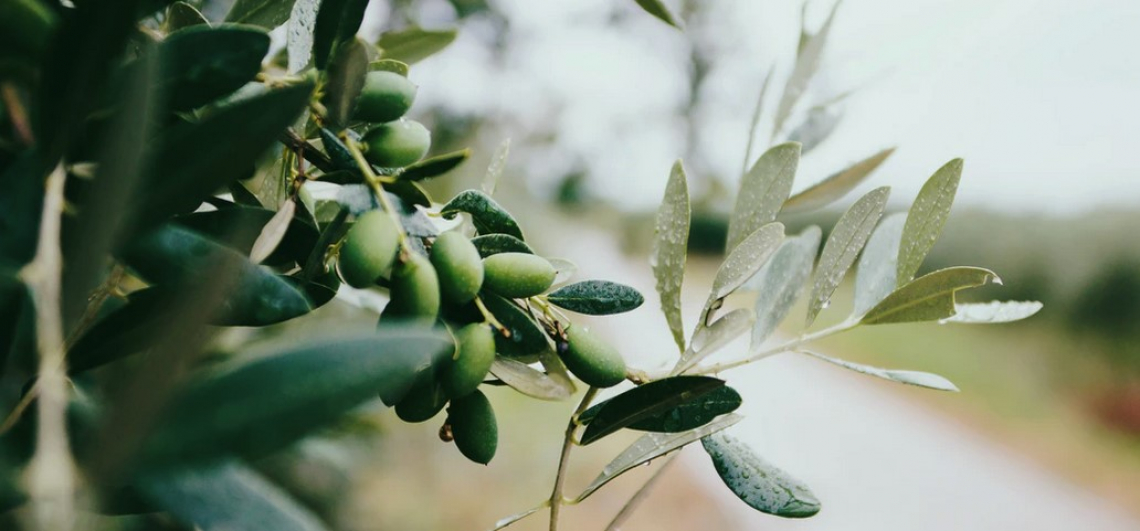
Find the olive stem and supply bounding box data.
[473,296,509,335]
[687,320,856,376]
[344,137,409,247]
[19,164,77,531]
[603,452,680,531]
[549,387,598,531]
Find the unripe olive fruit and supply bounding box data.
[441,323,496,398]
[431,232,484,304]
[395,380,447,423]
[560,326,626,388]
[482,253,556,299]
[337,210,399,288]
[362,119,431,168]
[383,252,441,323]
[448,390,497,465]
[354,71,417,123]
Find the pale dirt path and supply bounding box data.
[539,213,1140,531]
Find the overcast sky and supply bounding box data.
[368,0,1140,214]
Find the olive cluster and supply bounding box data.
[353,70,432,168]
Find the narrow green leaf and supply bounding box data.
[633,0,682,28]
[942,300,1043,324]
[226,0,298,29]
[119,226,312,326]
[440,190,524,240]
[368,59,409,76]
[139,329,452,469]
[580,376,725,445]
[739,66,775,179]
[726,142,800,253]
[748,226,822,349]
[470,234,533,257]
[249,200,297,264]
[139,461,328,531]
[896,159,963,286]
[801,350,958,391]
[377,26,458,64]
[490,505,545,531]
[708,222,785,306]
[806,186,889,326]
[575,414,742,503]
[861,266,999,325]
[321,37,369,129]
[482,138,511,196]
[136,83,314,230]
[286,0,319,72]
[783,147,895,214]
[651,160,690,354]
[581,385,741,433]
[488,357,573,401]
[398,149,470,181]
[165,2,209,32]
[312,0,369,69]
[771,0,842,139]
[852,212,906,317]
[479,293,548,357]
[547,280,645,316]
[161,25,271,111]
[786,105,842,154]
[702,433,820,518]
[675,309,754,375]
[173,206,320,267]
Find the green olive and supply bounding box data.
[441,323,495,399]
[354,71,417,123]
[482,253,556,299]
[430,232,484,304]
[362,119,431,168]
[560,326,626,388]
[448,390,497,465]
[383,252,440,324]
[337,210,399,288]
[395,379,447,423]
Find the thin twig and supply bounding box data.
[343,137,409,247]
[279,130,335,174]
[604,452,681,531]
[19,164,76,531]
[65,262,125,350]
[549,387,598,531]
[689,320,855,376]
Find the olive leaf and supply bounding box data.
[286,0,319,72]
[479,293,548,357]
[861,266,999,325]
[633,0,682,28]
[800,350,958,391]
[161,25,272,111]
[706,222,785,310]
[940,300,1043,324]
[806,186,889,326]
[225,0,298,29]
[482,138,511,196]
[138,329,453,469]
[547,258,578,289]
[398,149,471,181]
[321,37,369,129]
[470,234,533,257]
[748,226,822,349]
[897,159,963,286]
[164,2,209,32]
[783,147,895,214]
[440,190,525,240]
[173,206,320,267]
[581,383,742,434]
[574,414,743,503]
[249,200,297,264]
[580,376,725,445]
[546,280,645,316]
[726,143,799,253]
[312,0,369,69]
[489,358,573,401]
[786,105,843,155]
[739,66,774,178]
[369,59,409,76]
[377,26,458,64]
[651,160,690,354]
[771,0,842,139]
[702,432,821,518]
[852,212,906,317]
[675,308,754,375]
[139,461,328,531]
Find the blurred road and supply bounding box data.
[543,213,1140,531]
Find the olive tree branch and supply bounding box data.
[18,164,76,531]
[688,319,856,376]
[549,386,598,531]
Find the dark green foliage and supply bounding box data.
[579,376,726,445]
[479,292,548,357]
[440,189,525,240]
[547,280,645,315]
[160,25,270,111]
[470,234,533,257]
